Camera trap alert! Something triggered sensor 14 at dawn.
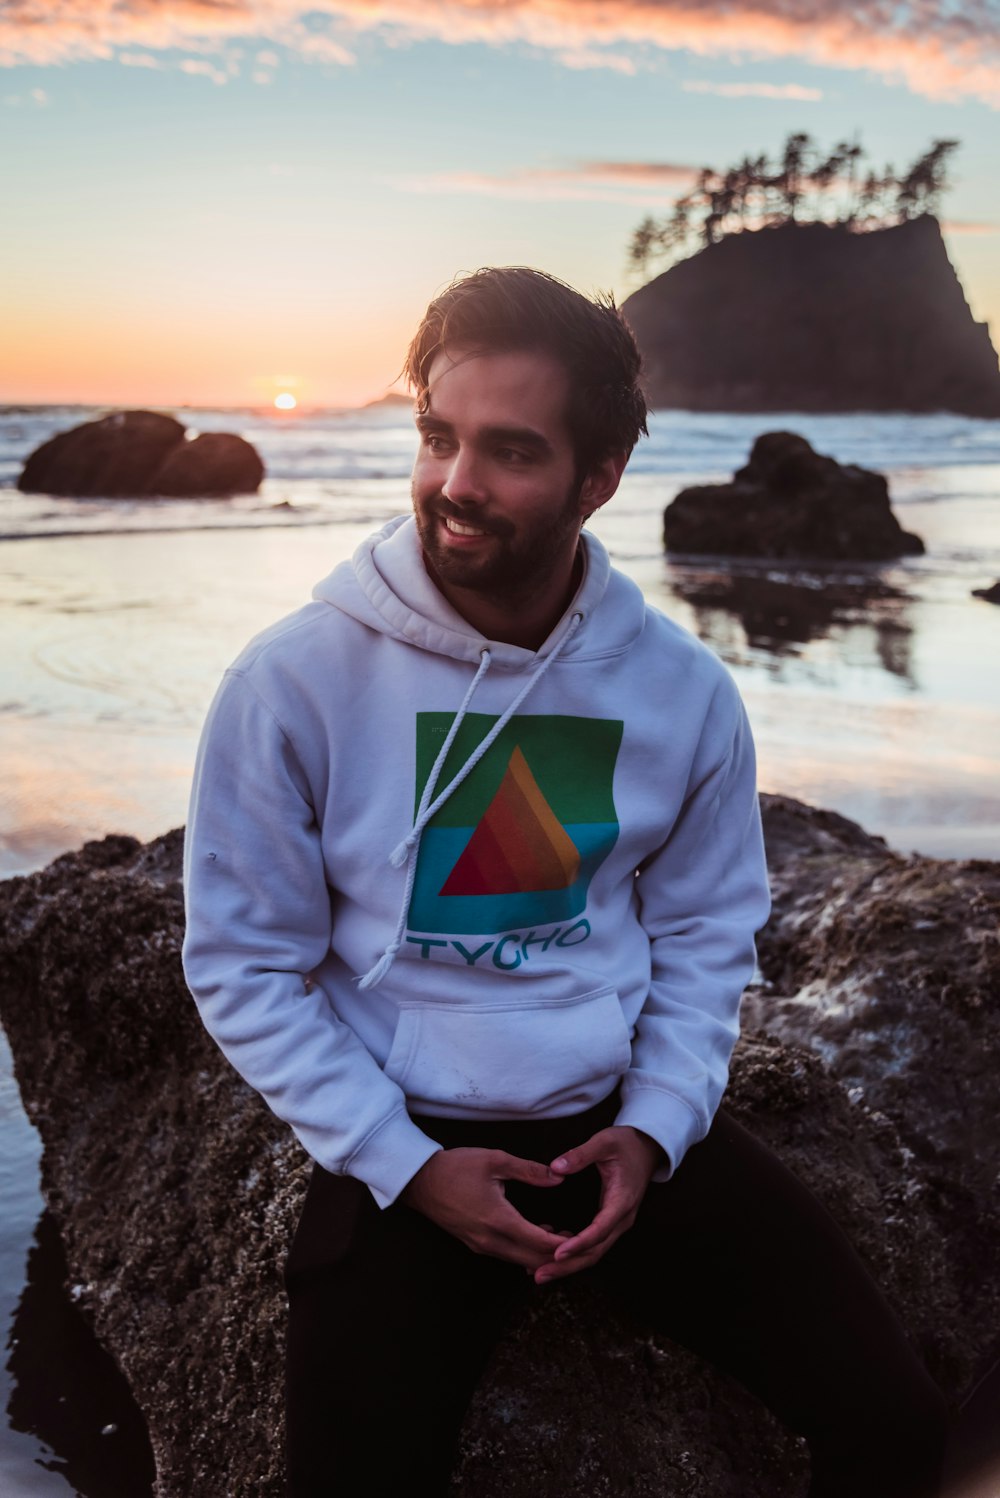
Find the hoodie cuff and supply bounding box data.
[615,1086,707,1184]
[346,1108,444,1209]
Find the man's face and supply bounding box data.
[411,346,587,608]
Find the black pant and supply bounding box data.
[285,1101,948,1496]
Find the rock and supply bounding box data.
[972,580,1000,604]
[623,216,1000,417]
[149,431,264,498]
[17,410,264,498]
[0,804,997,1494]
[748,794,1000,1390]
[663,430,924,560]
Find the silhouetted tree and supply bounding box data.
[626,132,960,279]
[895,139,959,221]
[809,145,845,223]
[776,132,813,221]
[628,216,662,277]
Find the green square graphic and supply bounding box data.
[408,713,622,936]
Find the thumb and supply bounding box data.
[492,1152,563,1188]
[549,1132,607,1176]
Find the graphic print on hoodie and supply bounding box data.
[408,712,623,936]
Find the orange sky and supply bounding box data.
[2,0,998,408]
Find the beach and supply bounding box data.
[2,401,1000,1490]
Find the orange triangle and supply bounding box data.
[440,746,580,896]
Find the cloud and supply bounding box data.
[395,160,699,206]
[179,58,229,84]
[297,33,356,65]
[682,80,823,100]
[575,161,702,185]
[4,86,49,106]
[942,219,1000,235]
[554,46,637,74]
[0,2,998,107]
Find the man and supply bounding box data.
[183,268,947,1495]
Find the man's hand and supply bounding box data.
[401,1147,567,1270]
[533,1126,664,1286]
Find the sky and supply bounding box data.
[2,0,999,409]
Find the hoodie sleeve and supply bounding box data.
[614,674,770,1177]
[182,668,442,1208]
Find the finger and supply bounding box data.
[492,1151,564,1188]
[537,1205,636,1280]
[489,1198,568,1260]
[553,1187,636,1262]
[549,1128,618,1177]
[534,1251,603,1285]
[534,1230,626,1282]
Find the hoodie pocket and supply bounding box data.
[383,985,633,1115]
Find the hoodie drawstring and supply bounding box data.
[357,611,584,990]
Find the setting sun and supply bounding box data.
[274,392,297,411]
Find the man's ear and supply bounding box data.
[578,451,628,519]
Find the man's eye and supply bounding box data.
[423,433,450,453]
[496,447,529,464]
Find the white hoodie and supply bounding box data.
[182,516,770,1207]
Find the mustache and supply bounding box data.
[432,499,516,540]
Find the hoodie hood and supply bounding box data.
[311,514,646,668]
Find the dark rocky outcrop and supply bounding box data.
[972,580,1000,604]
[747,796,1000,1349]
[623,216,1000,417]
[18,410,264,498]
[663,430,924,559]
[0,803,997,1495]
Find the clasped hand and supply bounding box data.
[400,1126,663,1286]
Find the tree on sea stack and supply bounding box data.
[627,133,960,274]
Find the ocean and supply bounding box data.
[2,400,999,1492]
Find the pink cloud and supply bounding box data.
[0,2,998,107]
[394,160,699,205]
[942,219,1000,235]
[682,80,824,100]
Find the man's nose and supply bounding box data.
[441,446,487,504]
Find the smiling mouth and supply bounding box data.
[443,515,491,537]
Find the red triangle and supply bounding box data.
[440,746,580,897]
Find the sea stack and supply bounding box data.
[623,217,1000,417]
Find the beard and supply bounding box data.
[412,487,584,607]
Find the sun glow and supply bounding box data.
[274,392,297,411]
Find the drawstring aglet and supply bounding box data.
[357,941,401,991]
[389,838,413,869]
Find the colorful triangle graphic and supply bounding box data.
[439,745,581,897]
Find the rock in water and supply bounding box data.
[149,431,264,497]
[623,216,1000,417]
[17,410,264,498]
[972,580,1000,604]
[0,804,996,1493]
[663,429,924,560]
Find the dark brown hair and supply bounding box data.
[404,267,648,471]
